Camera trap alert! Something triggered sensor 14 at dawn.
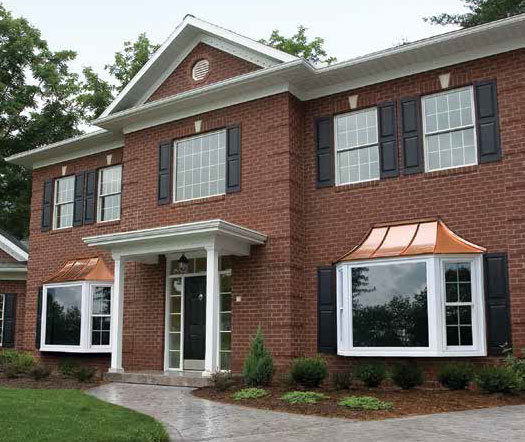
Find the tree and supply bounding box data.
[425,0,525,28]
[0,4,83,239]
[76,67,114,121]
[260,25,336,65]
[105,33,159,93]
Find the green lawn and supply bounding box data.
[0,388,168,442]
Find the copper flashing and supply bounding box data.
[45,257,113,283]
[337,219,486,262]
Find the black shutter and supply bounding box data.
[317,266,337,353]
[83,171,96,224]
[315,117,334,188]
[378,102,399,178]
[157,140,171,205]
[41,179,53,232]
[226,126,241,193]
[475,80,501,163]
[2,294,16,348]
[400,97,424,174]
[484,253,511,355]
[35,288,43,349]
[73,172,85,227]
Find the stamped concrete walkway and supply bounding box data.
[89,383,525,442]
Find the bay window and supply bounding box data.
[337,255,485,357]
[41,282,112,352]
[0,294,4,346]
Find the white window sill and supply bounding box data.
[338,349,487,357]
[40,345,112,354]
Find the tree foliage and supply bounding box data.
[260,25,336,65]
[425,0,525,28]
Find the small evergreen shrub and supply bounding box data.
[2,351,34,377]
[503,347,525,391]
[29,364,52,380]
[232,388,268,401]
[290,356,327,388]
[280,391,328,404]
[211,371,236,392]
[476,366,518,394]
[243,326,274,387]
[0,349,19,366]
[391,362,424,390]
[438,362,475,390]
[331,371,353,390]
[354,363,386,388]
[58,359,79,377]
[73,366,96,382]
[338,396,392,410]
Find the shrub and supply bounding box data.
[476,366,519,394]
[290,356,327,388]
[73,366,96,382]
[331,371,353,390]
[503,347,525,391]
[2,351,34,377]
[29,364,52,380]
[0,349,19,366]
[243,326,274,387]
[58,359,79,377]
[338,396,392,410]
[232,388,267,401]
[280,391,328,404]
[438,362,475,390]
[354,363,386,388]
[211,371,236,392]
[391,362,424,390]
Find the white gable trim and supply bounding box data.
[0,234,28,262]
[100,15,296,118]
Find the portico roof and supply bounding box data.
[83,219,267,259]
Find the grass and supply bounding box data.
[0,388,168,442]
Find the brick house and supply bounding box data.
[5,15,525,381]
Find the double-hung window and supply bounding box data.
[0,294,4,346]
[337,255,485,357]
[335,108,380,185]
[97,165,122,222]
[41,282,112,352]
[53,176,75,229]
[173,130,226,202]
[422,87,477,172]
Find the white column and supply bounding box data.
[110,255,125,373]
[204,245,220,375]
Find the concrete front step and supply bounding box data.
[104,370,211,388]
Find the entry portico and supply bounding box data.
[83,219,266,376]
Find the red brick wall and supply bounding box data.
[0,249,18,264]
[0,280,26,350]
[147,43,261,103]
[301,49,525,371]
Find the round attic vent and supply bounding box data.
[192,59,209,81]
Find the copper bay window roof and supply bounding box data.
[337,218,486,263]
[45,257,113,284]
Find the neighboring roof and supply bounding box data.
[100,15,298,118]
[5,14,525,169]
[0,228,28,262]
[337,219,486,262]
[45,257,113,284]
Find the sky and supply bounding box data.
[2,0,467,82]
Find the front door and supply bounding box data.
[184,276,206,370]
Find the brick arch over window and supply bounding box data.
[147,43,261,103]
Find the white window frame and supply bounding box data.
[88,284,113,349]
[334,107,380,186]
[336,254,485,357]
[53,176,75,230]
[422,86,478,173]
[41,281,113,353]
[0,294,4,347]
[97,165,122,223]
[172,130,227,203]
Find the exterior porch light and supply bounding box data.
[178,254,189,274]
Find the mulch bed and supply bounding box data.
[193,386,525,420]
[0,372,104,390]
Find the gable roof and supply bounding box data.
[0,228,28,262]
[100,15,298,118]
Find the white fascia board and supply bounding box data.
[0,268,27,281]
[0,235,28,262]
[83,219,267,248]
[100,15,296,118]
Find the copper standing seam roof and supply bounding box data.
[336,218,486,263]
[45,257,113,283]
